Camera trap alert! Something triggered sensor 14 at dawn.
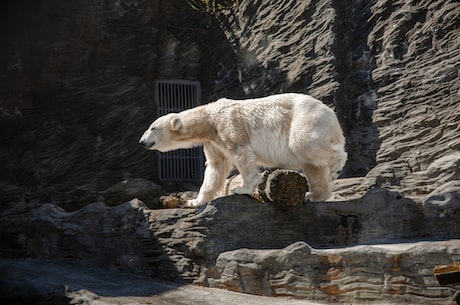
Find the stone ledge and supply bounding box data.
[1,187,459,304]
[207,240,460,303]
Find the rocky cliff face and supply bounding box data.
[1,0,459,304]
[1,0,458,192]
[209,0,459,188]
[0,0,160,190]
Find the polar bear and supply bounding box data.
[139,93,347,207]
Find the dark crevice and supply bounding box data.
[332,0,380,178]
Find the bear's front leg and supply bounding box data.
[185,146,232,208]
[186,194,211,208]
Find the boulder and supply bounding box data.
[427,153,460,184]
[25,185,102,212]
[103,178,165,209]
[423,181,460,240]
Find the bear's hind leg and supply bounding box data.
[328,145,347,180]
[303,164,332,202]
[232,147,262,195]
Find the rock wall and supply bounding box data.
[359,0,460,198]
[0,0,162,190]
[209,0,460,186]
[1,0,458,193]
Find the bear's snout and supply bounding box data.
[139,138,155,148]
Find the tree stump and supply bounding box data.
[223,169,308,207]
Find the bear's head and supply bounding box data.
[139,113,198,152]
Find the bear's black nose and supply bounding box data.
[139,139,154,148]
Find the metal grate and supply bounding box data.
[154,79,204,182]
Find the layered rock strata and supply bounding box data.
[1,185,459,303]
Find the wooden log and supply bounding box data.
[224,168,309,207]
[433,262,460,285]
[160,169,309,208]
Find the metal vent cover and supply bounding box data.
[154,79,204,182]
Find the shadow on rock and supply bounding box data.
[0,258,182,305]
[0,199,185,290]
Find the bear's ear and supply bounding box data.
[170,117,182,131]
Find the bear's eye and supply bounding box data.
[150,127,156,131]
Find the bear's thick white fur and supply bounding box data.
[140,93,347,207]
